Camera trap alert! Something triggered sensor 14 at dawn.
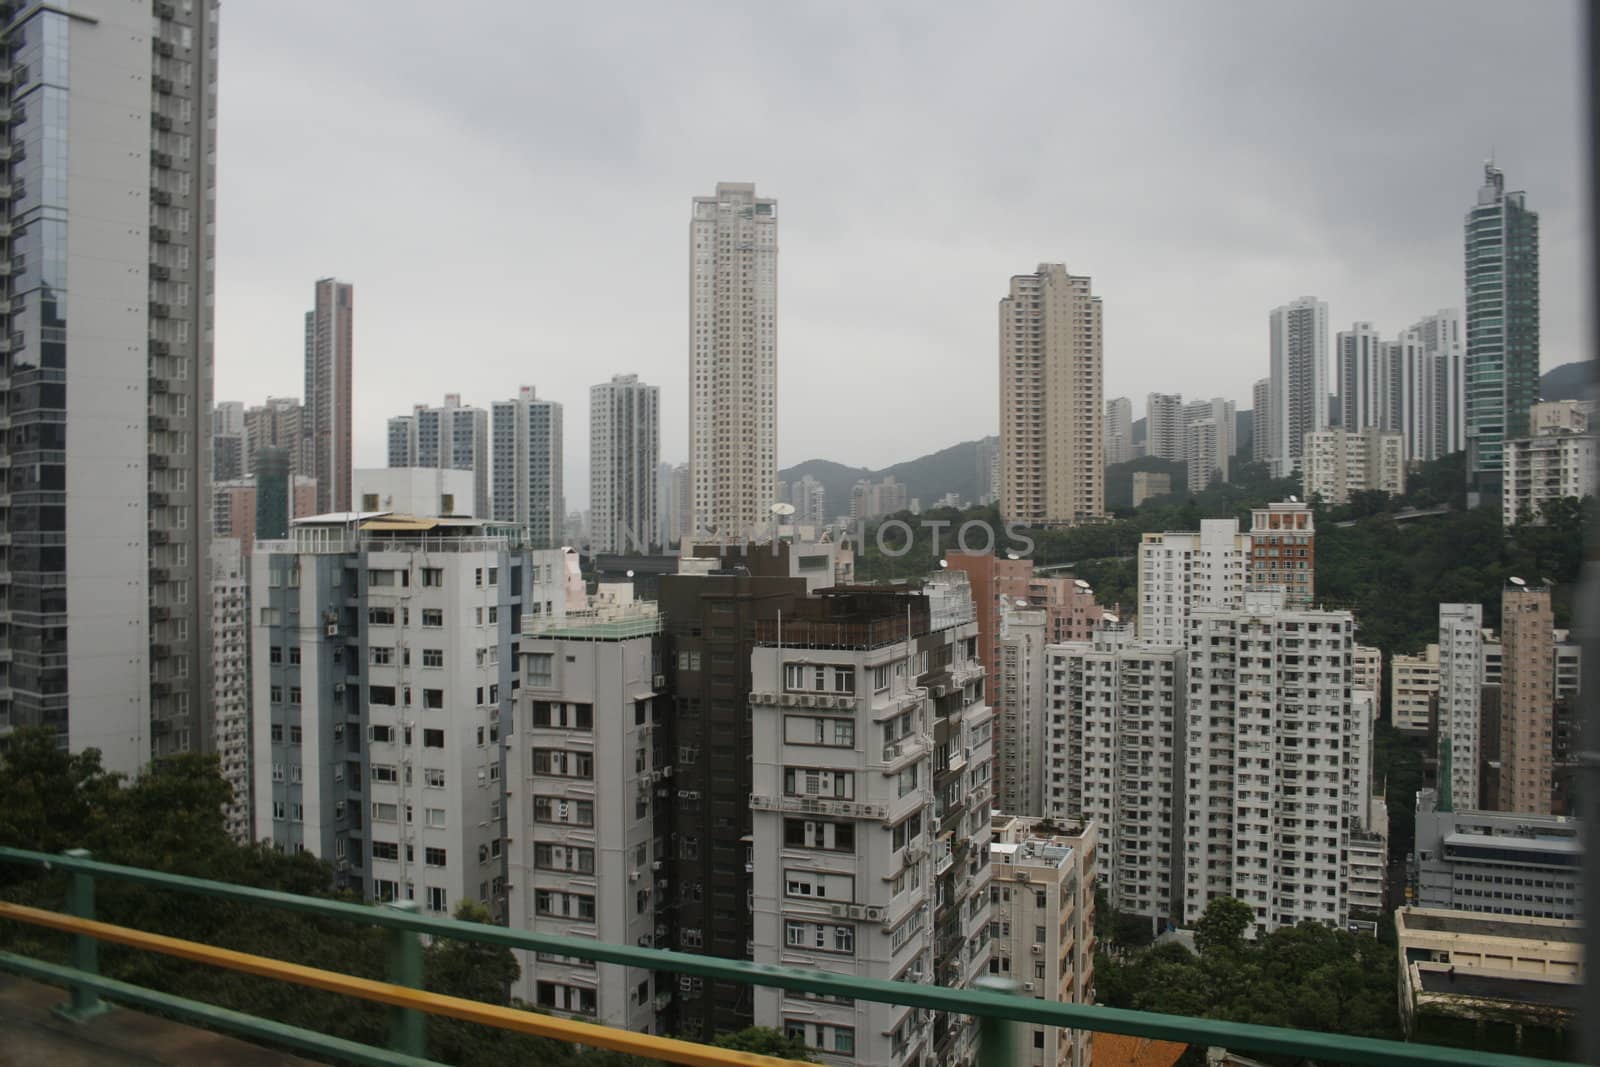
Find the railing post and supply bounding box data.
[54,849,111,1022]
[384,899,426,1057]
[974,976,1018,1067]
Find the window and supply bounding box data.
[425,807,447,828]
[422,648,444,668]
[532,749,595,779]
[270,685,283,703]
[873,664,890,691]
[371,764,398,784]
[534,844,596,873]
[783,819,854,851]
[422,609,443,627]
[369,685,397,706]
[424,769,446,788]
[424,689,444,710]
[531,702,593,730]
[371,646,394,666]
[424,847,447,867]
[372,803,398,823]
[372,841,399,861]
[371,724,394,743]
[368,607,395,626]
[289,646,301,665]
[529,653,554,686]
[289,725,303,744]
[289,686,302,705]
[534,797,595,827]
[487,567,498,585]
[427,887,447,913]
[784,768,854,799]
[783,716,856,747]
[269,646,283,665]
[421,568,443,587]
[270,724,283,743]
[423,728,445,748]
[369,569,396,587]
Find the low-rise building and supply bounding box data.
[1392,644,1441,733]
[1130,472,1172,507]
[989,814,1098,1067]
[1395,907,1582,1057]
[1413,791,1584,920]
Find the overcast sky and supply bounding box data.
[215,1,1586,511]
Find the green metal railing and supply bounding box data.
[0,846,1578,1067]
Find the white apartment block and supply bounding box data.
[690,183,778,541]
[998,265,1105,526]
[989,815,1098,1067]
[1391,644,1441,733]
[996,608,1049,817]
[1104,398,1134,466]
[1268,296,1329,476]
[1502,433,1599,527]
[211,538,252,842]
[1136,519,1251,645]
[251,514,567,917]
[748,583,994,1067]
[1182,591,1357,933]
[386,394,490,517]
[491,386,565,547]
[1251,379,1271,464]
[1529,400,1591,436]
[1438,604,1485,810]
[1145,393,1185,463]
[1185,418,1222,492]
[1337,323,1383,432]
[1405,309,1466,461]
[1046,628,1184,922]
[1301,428,1406,505]
[506,591,665,1032]
[1352,644,1382,707]
[590,374,660,554]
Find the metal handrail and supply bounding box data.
[0,846,1576,1067]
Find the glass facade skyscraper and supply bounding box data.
[1465,162,1541,489]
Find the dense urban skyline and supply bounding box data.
[213,2,1583,508]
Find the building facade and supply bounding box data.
[1301,427,1406,504]
[1438,603,1486,811]
[689,183,778,541]
[1137,519,1251,645]
[386,395,490,518]
[1337,323,1383,432]
[1247,501,1315,607]
[1413,791,1583,920]
[989,814,1098,1067]
[1251,378,1271,464]
[244,397,309,478]
[1392,644,1441,733]
[590,375,661,555]
[214,401,247,482]
[304,278,355,514]
[491,386,565,547]
[0,0,220,774]
[995,608,1048,817]
[1502,432,1598,527]
[211,538,252,841]
[1131,472,1171,506]
[1104,397,1133,467]
[1498,583,1554,814]
[1145,394,1185,464]
[999,264,1104,526]
[1267,297,1329,476]
[1465,163,1541,490]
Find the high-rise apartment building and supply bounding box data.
[748,578,993,1067]
[1465,163,1540,489]
[507,589,666,1032]
[1502,432,1599,527]
[304,278,355,514]
[1046,627,1185,922]
[244,397,309,478]
[214,402,247,482]
[1267,297,1329,476]
[1251,378,1272,463]
[1182,592,1360,932]
[1145,393,1185,463]
[784,474,828,528]
[989,814,1098,1067]
[1499,582,1554,814]
[995,608,1048,816]
[1337,323,1383,432]
[212,475,317,559]
[590,375,660,554]
[1137,519,1251,644]
[0,0,219,774]
[1104,397,1134,466]
[211,539,252,842]
[251,512,569,910]
[1182,397,1236,483]
[1301,427,1406,504]
[1438,603,1486,810]
[1401,310,1466,461]
[386,395,489,518]
[1247,500,1315,607]
[1392,644,1441,733]
[849,475,909,521]
[657,462,691,547]
[999,265,1104,526]
[491,386,565,547]
[689,183,778,541]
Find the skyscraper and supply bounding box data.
[0,1,219,774]
[490,386,564,547]
[1104,397,1134,466]
[213,402,247,482]
[1252,378,1272,463]
[999,264,1104,525]
[1268,296,1329,476]
[386,394,489,518]
[1248,500,1315,607]
[1411,309,1467,460]
[1465,163,1540,489]
[304,278,355,514]
[689,183,778,541]
[244,397,309,477]
[1336,322,1383,432]
[1438,603,1486,811]
[590,374,660,554]
[1145,393,1185,462]
[1499,582,1555,814]
[1182,397,1236,485]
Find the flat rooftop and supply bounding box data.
[1402,910,1584,943]
[1417,970,1583,1010]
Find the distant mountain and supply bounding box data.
[1540,361,1595,403]
[781,437,995,518]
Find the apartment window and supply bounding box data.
[289,725,303,744]
[372,803,398,823]
[783,819,854,852]
[371,724,394,743]
[422,609,443,627]
[374,879,399,903]
[531,702,593,730]
[371,647,394,666]
[873,664,890,691]
[424,847,447,867]
[532,749,594,779]
[783,716,855,747]
[423,729,445,748]
[269,646,283,665]
[529,653,554,686]
[424,689,444,710]
[270,724,283,743]
[534,797,595,827]
[424,768,446,788]
[371,764,398,784]
[270,685,283,704]
[372,841,399,861]
[369,685,397,706]
[426,887,447,913]
[289,686,302,706]
[272,801,285,820]
[425,807,447,828]
[288,646,301,665]
[783,768,854,799]
[368,607,395,626]
[534,844,596,873]
[422,649,444,668]
[421,568,443,587]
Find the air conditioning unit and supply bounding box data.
[847,905,866,920]
[864,906,884,922]
[326,623,338,637]
[932,684,947,698]
[653,674,666,689]
[1014,870,1030,881]
[629,870,640,882]
[800,695,818,708]
[334,683,346,696]
[652,860,663,871]
[1024,982,1035,992]
[637,934,652,947]
[780,694,799,707]
[1031,943,1043,955]
[830,903,851,919]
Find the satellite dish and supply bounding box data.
[939,559,949,569]
[1006,551,1020,560]
[626,569,635,578]
[1015,598,1028,608]
[1288,495,1298,503]
[1509,576,1526,587]
[1074,579,1091,590]
[771,502,796,517]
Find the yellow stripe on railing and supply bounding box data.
[0,901,808,1067]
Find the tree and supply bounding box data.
[1193,897,1253,957]
[713,1027,815,1060]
